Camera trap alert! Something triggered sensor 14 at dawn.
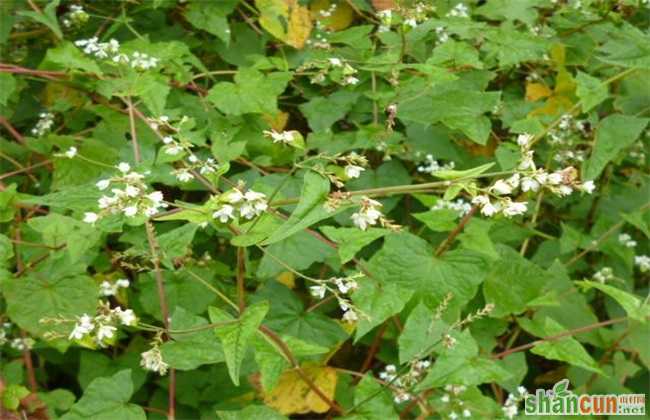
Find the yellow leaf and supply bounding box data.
[262,365,337,415]
[525,82,552,102]
[529,95,574,117]
[256,0,312,49]
[550,44,566,68]
[553,68,576,96]
[263,111,289,131]
[44,82,86,107]
[310,0,354,31]
[276,271,295,289]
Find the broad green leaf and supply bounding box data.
[597,23,650,69]
[433,162,495,180]
[299,91,360,132]
[457,218,499,260]
[0,73,16,106]
[347,375,399,420]
[160,307,225,370]
[576,71,608,112]
[208,301,270,386]
[156,223,198,269]
[483,245,549,317]
[184,1,238,45]
[518,317,603,374]
[262,171,331,245]
[38,389,76,419]
[2,384,29,411]
[398,303,438,363]
[0,233,14,266]
[413,209,459,232]
[17,0,62,39]
[3,260,98,338]
[582,115,648,180]
[207,68,291,116]
[429,41,483,69]
[577,281,650,322]
[367,232,489,312]
[352,280,413,341]
[320,226,388,263]
[257,230,336,278]
[43,42,103,74]
[61,370,145,420]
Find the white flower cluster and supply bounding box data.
[435,26,450,43]
[263,129,297,145]
[503,387,528,419]
[472,133,595,218]
[62,5,89,28]
[629,140,646,166]
[31,112,55,137]
[635,255,650,272]
[432,198,473,217]
[9,337,35,351]
[440,384,472,419]
[377,9,392,32]
[211,188,268,223]
[417,154,456,175]
[338,151,368,181]
[618,233,637,248]
[593,267,614,283]
[309,274,362,323]
[379,360,431,404]
[553,149,586,165]
[69,303,136,347]
[83,163,167,223]
[141,343,168,375]
[75,38,159,70]
[306,20,332,49]
[351,197,384,230]
[318,2,337,17]
[99,278,130,297]
[55,146,77,159]
[447,3,470,17]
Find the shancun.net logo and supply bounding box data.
[524,379,646,416]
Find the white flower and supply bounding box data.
[96,324,117,342]
[96,179,110,190]
[634,255,650,272]
[556,185,573,196]
[547,172,563,185]
[471,195,489,206]
[517,133,533,147]
[462,409,471,417]
[518,151,535,170]
[226,190,244,204]
[125,185,140,197]
[244,190,266,201]
[148,191,164,204]
[579,180,596,194]
[117,162,131,173]
[334,278,357,294]
[239,203,257,219]
[83,212,99,224]
[141,346,169,375]
[328,58,342,67]
[343,76,359,85]
[310,285,327,299]
[441,394,450,403]
[100,281,117,296]
[98,195,115,209]
[188,154,199,163]
[503,201,527,217]
[492,179,513,195]
[517,386,528,396]
[165,144,183,155]
[114,307,136,326]
[162,136,174,144]
[449,412,458,420]
[64,146,78,158]
[123,205,138,217]
[521,177,540,192]
[503,403,518,419]
[176,170,194,182]
[342,309,358,322]
[213,205,235,223]
[69,314,94,340]
[116,278,130,288]
[345,165,364,179]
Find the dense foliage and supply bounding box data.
[1,0,649,418]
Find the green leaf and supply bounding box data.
[2,384,29,411]
[61,370,146,420]
[208,301,269,386]
[207,68,291,115]
[299,91,360,132]
[433,162,495,180]
[352,280,413,341]
[457,219,498,260]
[367,232,489,312]
[160,307,225,370]
[413,209,459,232]
[156,223,198,269]
[17,0,62,39]
[184,1,238,45]
[576,72,608,112]
[483,245,549,317]
[577,281,650,322]
[3,261,98,338]
[217,405,287,420]
[0,233,14,266]
[518,317,603,374]
[347,375,399,420]
[262,171,331,245]
[43,42,103,74]
[0,73,16,106]
[398,303,438,363]
[429,41,483,69]
[320,226,388,264]
[257,230,336,279]
[582,115,648,180]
